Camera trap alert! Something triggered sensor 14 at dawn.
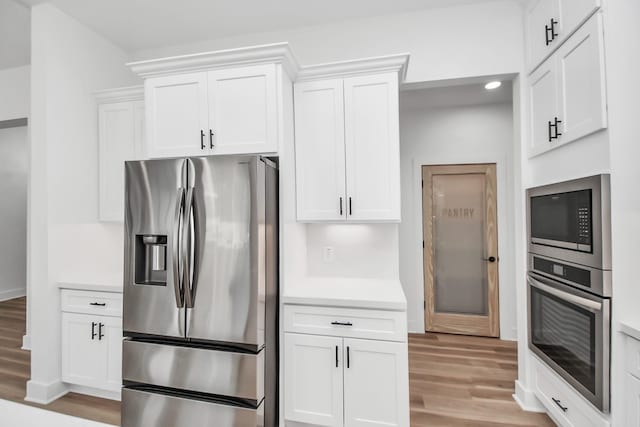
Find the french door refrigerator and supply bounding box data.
[122,155,278,427]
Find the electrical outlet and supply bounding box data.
[322,246,335,263]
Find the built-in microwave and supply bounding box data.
[527,174,611,271]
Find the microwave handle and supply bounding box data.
[527,275,602,312]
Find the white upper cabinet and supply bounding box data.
[294,79,346,221]
[343,338,409,427]
[344,73,400,221]
[96,86,145,222]
[145,72,209,158]
[526,0,600,71]
[129,43,298,159]
[293,54,408,223]
[208,64,278,154]
[527,13,607,156]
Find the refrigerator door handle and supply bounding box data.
[172,188,185,308]
[183,187,196,308]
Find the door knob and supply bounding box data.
[483,256,497,263]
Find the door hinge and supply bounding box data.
[424,301,426,309]
[421,179,424,188]
[422,240,424,249]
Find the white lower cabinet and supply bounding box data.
[625,334,640,426]
[532,356,609,427]
[61,289,123,397]
[285,334,344,426]
[284,304,409,427]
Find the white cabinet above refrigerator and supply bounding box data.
[128,43,299,159]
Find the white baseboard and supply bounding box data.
[21,334,30,350]
[25,379,68,404]
[407,319,423,334]
[67,384,121,401]
[0,287,26,302]
[514,379,546,412]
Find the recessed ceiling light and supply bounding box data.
[484,81,502,90]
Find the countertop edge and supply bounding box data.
[58,282,123,293]
[619,321,640,342]
[282,296,407,312]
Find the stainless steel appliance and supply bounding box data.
[528,271,610,412]
[527,174,611,274]
[527,174,611,412]
[122,156,278,427]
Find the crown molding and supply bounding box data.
[94,85,144,103]
[127,42,300,79]
[296,53,410,82]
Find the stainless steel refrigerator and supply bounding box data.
[121,155,278,427]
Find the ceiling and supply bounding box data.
[400,81,513,111]
[0,0,30,69]
[16,0,494,53]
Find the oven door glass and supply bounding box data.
[530,283,596,393]
[530,189,592,250]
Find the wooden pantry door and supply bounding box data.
[422,164,499,337]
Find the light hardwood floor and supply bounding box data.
[0,297,120,425]
[409,332,555,426]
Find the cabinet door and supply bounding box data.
[145,72,209,158]
[556,13,607,144]
[207,64,278,155]
[561,0,600,43]
[626,374,640,427]
[98,101,137,222]
[344,73,401,221]
[102,316,123,392]
[343,338,409,427]
[61,313,106,388]
[294,79,346,221]
[526,0,561,68]
[133,100,146,160]
[528,59,558,155]
[284,333,343,427]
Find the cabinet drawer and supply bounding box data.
[627,336,640,380]
[284,305,406,342]
[61,289,123,317]
[533,357,609,427]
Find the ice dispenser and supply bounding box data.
[134,235,168,286]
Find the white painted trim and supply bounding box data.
[67,384,121,401]
[514,380,546,412]
[21,334,30,350]
[407,319,422,334]
[0,287,26,302]
[296,53,410,82]
[25,379,68,405]
[94,85,144,103]
[410,152,514,338]
[127,42,300,79]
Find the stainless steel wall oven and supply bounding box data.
[527,174,611,413]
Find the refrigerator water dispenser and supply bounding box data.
[135,235,168,286]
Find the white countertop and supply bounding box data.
[284,277,406,311]
[58,281,123,293]
[619,321,640,342]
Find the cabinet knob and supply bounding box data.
[209,129,214,149]
[200,130,205,150]
[349,197,353,216]
[98,323,104,340]
[91,322,97,340]
[339,197,343,216]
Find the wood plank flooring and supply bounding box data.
[409,332,555,426]
[0,297,121,425]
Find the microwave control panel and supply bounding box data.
[577,206,590,243]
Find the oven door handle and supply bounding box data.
[527,275,602,312]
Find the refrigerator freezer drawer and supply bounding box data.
[123,339,264,402]
[122,387,264,427]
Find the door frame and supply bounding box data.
[421,163,500,337]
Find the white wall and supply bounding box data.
[27,3,139,403]
[0,65,30,121]
[131,0,524,84]
[0,125,28,301]
[602,1,640,425]
[399,95,516,337]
